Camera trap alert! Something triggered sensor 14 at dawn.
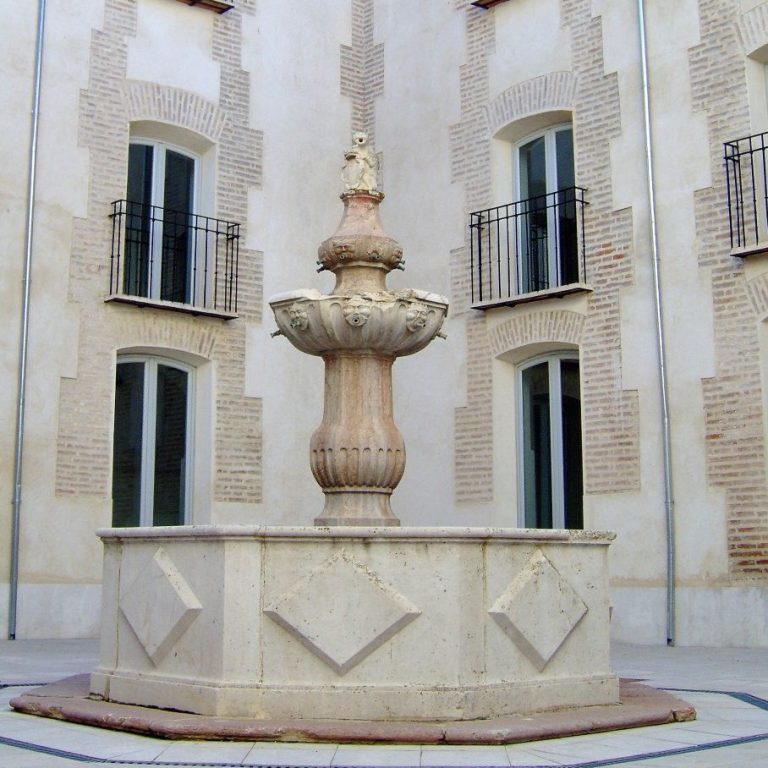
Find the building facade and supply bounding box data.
[1,0,766,645]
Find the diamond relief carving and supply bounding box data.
[489,549,588,671]
[119,547,202,666]
[264,550,421,675]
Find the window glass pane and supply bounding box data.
[519,137,548,293]
[127,144,154,206]
[163,150,194,213]
[519,136,546,199]
[124,145,154,297]
[560,359,583,529]
[161,150,195,303]
[522,362,552,528]
[153,364,188,526]
[555,129,578,284]
[112,362,144,527]
[555,129,574,189]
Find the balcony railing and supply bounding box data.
[724,132,768,253]
[109,199,240,314]
[469,187,587,306]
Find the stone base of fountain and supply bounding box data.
[90,526,618,721]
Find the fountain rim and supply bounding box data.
[96,524,616,544]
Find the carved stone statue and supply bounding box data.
[341,131,379,192]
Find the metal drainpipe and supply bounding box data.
[637,0,676,646]
[8,0,47,640]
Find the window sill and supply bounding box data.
[731,243,768,259]
[471,0,510,8]
[472,282,592,310]
[105,294,238,320]
[173,0,234,13]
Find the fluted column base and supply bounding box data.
[314,488,400,527]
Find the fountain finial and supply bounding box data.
[341,131,378,192]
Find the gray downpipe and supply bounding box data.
[637,0,676,646]
[9,0,47,640]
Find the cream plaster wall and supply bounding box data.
[3,0,767,644]
[0,2,36,603]
[646,1,727,585]
[374,0,466,525]
[596,0,728,594]
[248,1,352,525]
[127,0,219,103]
[1,1,100,637]
[488,0,571,102]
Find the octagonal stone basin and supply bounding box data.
[90,525,618,721]
[270,288,448,357]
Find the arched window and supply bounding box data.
[518,352,583,529]
[124,138,199,304]
[108,122,239,315]
[112,356,194,527]
[471,116,585,305]
[515,123,577,294]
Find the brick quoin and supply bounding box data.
[56,0,263,507]
[449,0,641,506]
[692,0,768,577]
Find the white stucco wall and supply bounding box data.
[2,0,766,645]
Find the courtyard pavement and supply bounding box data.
[0,639,766,767]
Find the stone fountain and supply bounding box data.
[270,132,447,526]
[88,136,618,723]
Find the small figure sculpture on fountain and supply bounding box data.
[341,131,379,192]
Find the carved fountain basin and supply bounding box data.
[270,288,448,357]
[90,526,618,720]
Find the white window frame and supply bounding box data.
[115,355,195,526]
[514,122,574,290]
[128,138,201,303]
[516,351,580,529]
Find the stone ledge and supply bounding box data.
[96,524,616,544]
[11,676,695,745]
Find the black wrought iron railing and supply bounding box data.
[724,132,768,251]
[109,199,240,313]
[469,186,587,305]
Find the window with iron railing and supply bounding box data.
[109,199,240,315]
[724,131,768,255]
[469,186,588,307]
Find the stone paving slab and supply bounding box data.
[9,675,695,745]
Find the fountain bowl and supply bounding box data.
[270,288,448,358]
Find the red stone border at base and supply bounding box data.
[10,676,695,745]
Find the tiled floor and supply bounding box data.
[0,640,766,767]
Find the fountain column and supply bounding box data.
[310,350,403,525]
[270,135,448,526]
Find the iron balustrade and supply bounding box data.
[110,199,240,313]
[724,131,768,251]
[469,186,587,305]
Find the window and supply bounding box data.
[124,140,198,304]
[519,353,582,529]
[112,357,193,527]
[516,124,577,294]
[468,119,586,306]
[109,126,240,315]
